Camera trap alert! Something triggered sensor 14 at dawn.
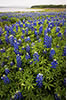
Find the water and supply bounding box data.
[0,8,44,12]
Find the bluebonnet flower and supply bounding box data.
[48,22,54,29]
[56,44,59,48]
[0,48,5,53]
[0,27,3,36]
[36,35,39,40]
[49,48,55,60]
[26,44,30,53]
[56,27,60,33]
[33,52,39,64]
[22,29,25,34]
[23,19,25,24]
[38,39,41,42]
[1,75,10,84]
[25,53,31,60]
[1,62,6,67]
[47,28,51,33]
[0,39,3,44]
[14,49,20,55]
[51,59,58,69]
[33,22,37,26]
[18,39,22,44]
[39,25,43,34]
[29,61,33,64]
[6,31,9,36]
[44,30,47,36]
[5,25,9,31]
[25,37,31,42]
[57,32,62,37]
[63,47,66,56]
[34,31,38,36]
[55,94,60,100]
[14,40,19,50]
[9,35,14,46]
[34,28,37,31]
[9,27,13,34]
[38,21,43,25]
[16,54,22,68]
[22,46,25,50]
[19,24,23,28]
[25,23,28,27]
[26,28,28,35]
[21,35,24,39]
[16,25,18,32]
[36,73,43,88]
[44,34,52,48]
[5,34,9,44]
[63,29,66,37]
[14,91,23,100]
[31,42,35,47]
[5,68,10,75]
[10,62,14,66]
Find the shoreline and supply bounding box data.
[0,8,66,13]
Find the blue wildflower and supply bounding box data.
[51,59,58,69]
[22,46,25,50]
[26,28,28,35]
[56,27,60,33]
[21,35,24,39]
[25,37,31,42]
[18,39,22,44]
[36,73,43,88]
[47,28,51,33]
[26,44,30,53]
[44,30,47,36]
[57,32,62,37]
[0,48,5,53]
[34,31,38,36]
[49,48,55,60]
[25,53,31,60]
[29,61,33,64]
[0,39,3,44]
[5,68,10,75]
[14,40,19,50]
[33,52,39,64]
[19,24,23,28]
[14,91,23,100]
[33,22,37,26]
[44,34,52,48]
[55,94,60,100]
[16,25,18,32]
[16,54,22,68]
[25,23,28,27]
[1,75,10,84]
[39,25,43,34]
[10,62,14,66]
[5,34,9,44]
[63,47,66,56]
[22,29,25,34]
[9,35,14,46]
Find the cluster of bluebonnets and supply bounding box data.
[0,11,66,100]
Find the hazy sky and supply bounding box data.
[0,0,66,7]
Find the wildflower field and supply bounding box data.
[0,11,66,100]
